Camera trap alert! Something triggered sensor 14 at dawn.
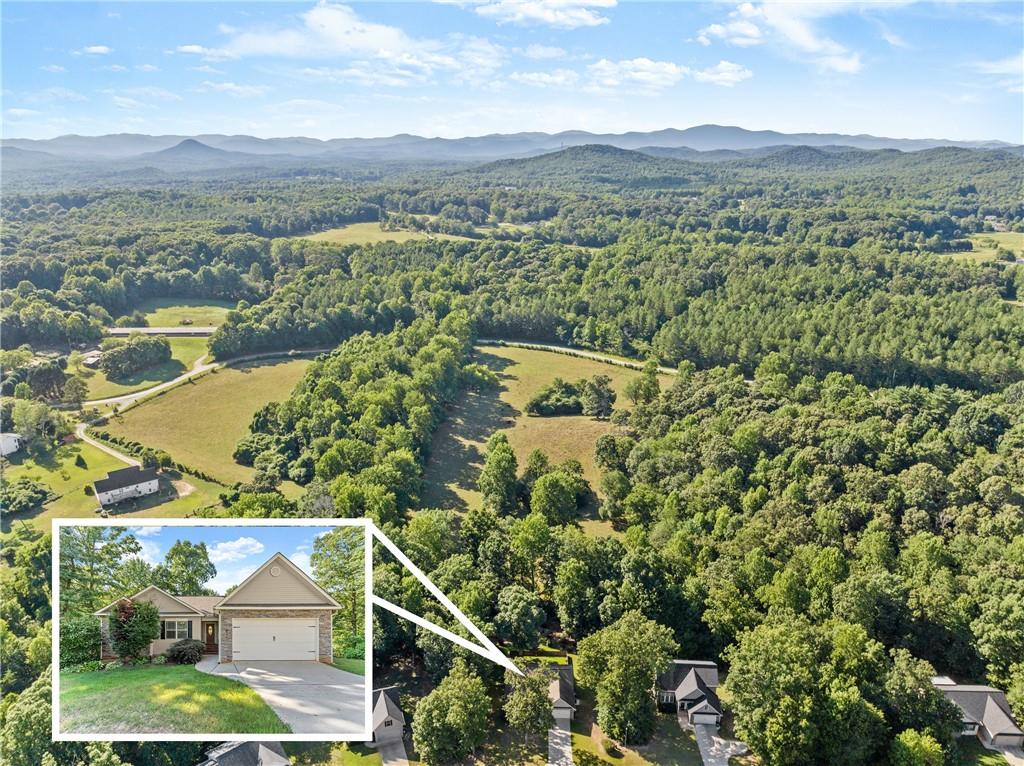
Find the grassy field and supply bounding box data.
[421,344,673,535]
[137,297,236,327]
[287,742,384,766]
[101,358,311,485]
[953,741,1009,766]
[1,440,226,533]
[83,336,208,400]
[951,232,1024,263]
[301,222,468,245]
[60,664,288,734]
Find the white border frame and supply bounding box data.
[52,518,372,743]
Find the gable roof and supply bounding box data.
[93,585,203,616]
[93,466,158,494]
[215,552,341,609]
[373,687,405,730]
[549,663,576,709]
[176,596,224,616]
[199,741,289,766]
[933,682,1023,738]
[657,660,719,692]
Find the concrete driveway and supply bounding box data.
[377,741,410,766]
[548,715,573,766]
[209,660,366,735]
[691,722,748,766]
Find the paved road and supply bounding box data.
[107,326,217,336]
[378,741,411,766]
[548,716,574,766]
[74,422,139,467]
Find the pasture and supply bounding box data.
[421,344,673,535]
[101,358,311,485]
[137,297,236,327]
[83,336,208,400]
[952,232,1024,263]
[300,222,468,245]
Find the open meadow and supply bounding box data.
[136,297,236,327]
[300,222,469,245]
[421,344,674,534]
[950,232,1024,263]
[100,357,311,485]
[83,336,208,400]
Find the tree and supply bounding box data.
[494,585,545,652]
[312,526,365,639]
[530,471,577,525]
[0,668,70,766]
[479,433,519,516]
[504,668,554,745]
[889,729,943,766]
[154,540,216,595]
[61,376,88,407]
[59,526,141,615]
[624,360,660,406]
[110,599,159,661]
[581,374,616,418]
[576,611,678,744]
[11,400,50,445]
[67,350,85,374]
[412,659,491,763]
[882,649,960,748]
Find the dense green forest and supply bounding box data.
[1,143,1023,765]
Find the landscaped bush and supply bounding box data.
[103,661,122,671]
[335,632,365,660]
[110,599,160,661]
[64,660,103,673]
[167,639,205,665]
[152,654,167,665]
[59,615,101,668]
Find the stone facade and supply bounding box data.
[219,609,334,663]
[99,617,114,659]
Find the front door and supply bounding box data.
[204,622,217,653]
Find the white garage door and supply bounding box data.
[232,617,318,661]
[692,713,719,725]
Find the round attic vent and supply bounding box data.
[269,565,281,577]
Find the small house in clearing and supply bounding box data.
[657,660,723,727]
[372,686,405,743]
[0,432,23,457]
[93,466,159,507]
[549,661,577,721]
[932,677,1024,749]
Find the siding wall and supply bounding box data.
[221,565,325,605]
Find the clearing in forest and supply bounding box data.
[299,222,469,245]
[137,297,236,327]
[83,336,208,400]
[952,232,1024,263]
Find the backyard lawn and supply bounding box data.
[287,742,384,766]
[83,336,209,400]
[59,664,289,734]
[954,741,1009,766]
[137,297,236,327]
[420,343,673,535]
[101,358,311,484]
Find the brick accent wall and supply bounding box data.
[219,609,334,663]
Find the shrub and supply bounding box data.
[59,615,101,668]
[103,661,122,671]
[167,639,205,665]
[65,660,103,673]
[600,738,621,757]
[110,599,160,661]
[152,654,167,665]
[0,477,49,514]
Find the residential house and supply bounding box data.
[93,466,159,507]
[196,741,290,766]
[94,552,342,663]
[932,677,1024,749]
[0,432,22,457]
[372,686,405,743]
[549,661,577,721]
[657,659,723,727]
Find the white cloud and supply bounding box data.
[588,57,688,92]
[104,86,183,103]
[101,64,129,72]
[300,64,428,87]
[176,44,228,59]
[509,68,579,87]
[693,60,752,87]
[191,64,225,74]
[80,44,112,55]
[136,64,161,72]
[40,64,66,73]
[695,2,863,74]
[6,108,42,119]
[970,50,1024,93]
[125,540,162,566]
[129,526,162,538]
[523,43,566,59]
[208,536,266,564]
[112,95,142,110]
[208,564,258,595]
[451,0,616,29]
[25,87,88,103]
[199,80,270,97]
[290,551,313,574]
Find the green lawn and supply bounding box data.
[420,344,673,535]
[950,232,1024,263]
[101,358,311,484]
[332,658,365,675]
[1,440,227,533]
[59,664,289,734]
[287,742,383,766]
[954,741,1009,766]
[83,336,209,400]
[137,297,236,327]
[571,693,702,766]
[300,222,469,245]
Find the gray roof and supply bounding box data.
[932,682,1023,738]
[657,660,719,693]
[93,466,158,493]
[373,687,405,730]
[177,596,224,616]
[549,663,576,709]
[198,741,289,766]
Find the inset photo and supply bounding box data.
[52,519,370,741]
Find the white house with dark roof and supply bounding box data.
[657,659,723,727]
[932,677,1024,749]
[92,465,159,507]
[0,432,22,457]
[372,687,405,743]
[94,552,342,663]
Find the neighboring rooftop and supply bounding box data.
[549,662,576,708]
[373,687,405,730]
[93,465,158,494]
[197,740,289,766]
[931,680,1024,739]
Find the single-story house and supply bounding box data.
[549,661,577,721]
[657,659,723,727]
[94,552,341,664]
[372,686,406,743]
[93,466,159,507]
[196,740,290,766]
[932,677,1024,749]
[0,432,22,457]
[82,350,103,369]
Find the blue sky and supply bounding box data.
[126,524,341,594]
[2,1,1022,141]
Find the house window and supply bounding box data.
[163,620,190,639]
[384,720,393,727]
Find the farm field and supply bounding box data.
[0,440,224,533]
[951,232,1024,263]
[136,297,236,327]
[300,221,469,245]
[83,336,208,400]
[420,344,673,534]
[100,358,311,485]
